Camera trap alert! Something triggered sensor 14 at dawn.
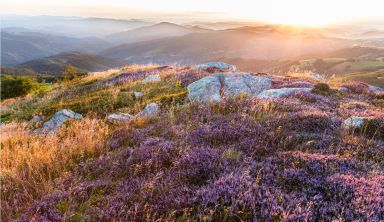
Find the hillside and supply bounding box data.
[4,52,125,77]
[107,22,211,44]
[1,63,383,221]
[1,31,112,65]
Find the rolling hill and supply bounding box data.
[2,15,154,38]
[1,52,124,77]
[1,31,112,65]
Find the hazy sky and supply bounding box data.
[1,0,384,25]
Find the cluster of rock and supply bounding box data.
[32,62,383,133]
[187,72,272,102]
[188,62,384,132]
[107,103,160,123]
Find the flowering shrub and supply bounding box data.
[4,66,384,221]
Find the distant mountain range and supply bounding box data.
[1,31,112,65]
[107,22,211,44]
[1,15,154,38]
[1,52,124,76]
[101,27,352,64]
[2,17,384,83]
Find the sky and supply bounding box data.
[1,0,384,26]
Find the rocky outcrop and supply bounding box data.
[257,88,311,99]
[342,116,364,129]
[40,109,82,133]
[136,103,160,119]
[107,113,134,123]
[187,74,222,102]
[223,72,271,98]
[369,85,384,92]
[142,74,161,83]
[187,72,271,102]
[192,62,236,72]
[108,103,160,124]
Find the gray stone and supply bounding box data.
[142,74,161,83]
[41,109,82,132]
[187,74,222,102]
[223,72,271,98]
[369,85,384,92]
[134,91,143,98]
[338,87,348,92]
[308,71,325,81]
[257,88,311,99]
[107,113,133,123]
[136,103,160,119]
[343,116,364,129]
[192,62,236,72]
[29,115,44,124]
[187,72,272,102]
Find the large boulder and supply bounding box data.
[136,103,160,119]
[257,88,311,99]
[223,72,271,97]
[142,74,161,83]
[41,109,82,133]
[192,62,236,72]
[187,72,272,102]
[187,74,222,102]
[107,113,134,123]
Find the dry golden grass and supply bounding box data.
[83,64,162,83]
[0,118,110,221]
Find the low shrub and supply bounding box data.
[1,75,38,100]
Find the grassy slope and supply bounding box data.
[1,65,383,221]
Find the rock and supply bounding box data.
[343,116,364,129]
[29,115,44,124]
[187,72,272,102]
[223,72,271,98]
[338,87,348,92]
[257,88,311,99]
[136,103,160,119]
[107,113,133,123]
[142,74,161,83]
[192,62,236,72]
[134,91,143,98]
[41,109,82,132]
[369,85,384,92]
[308,71,325,81]
[187,74,222,102]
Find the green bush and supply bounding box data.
[1,75,38,100]
[312,83,331,96]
